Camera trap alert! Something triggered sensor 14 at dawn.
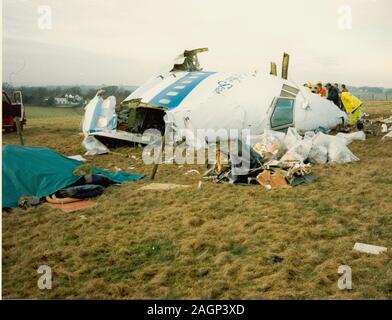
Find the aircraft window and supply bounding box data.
[271,98,294,128]
[280,91,295,98]
[280,85,299,98]
[182,80,192,84]
[174,86,185,89]
[166,91,179,96]
[282,84,299,95]
[158,98,171,104]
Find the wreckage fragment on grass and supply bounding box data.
[139,183,191,191]
[353,243,388,255]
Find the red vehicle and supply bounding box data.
[2,90,26,132]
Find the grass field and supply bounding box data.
[2,102,392,299]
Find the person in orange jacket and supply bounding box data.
[316,82,326,97]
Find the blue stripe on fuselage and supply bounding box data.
[148,71,215,109]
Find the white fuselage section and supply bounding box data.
[124,70,348,135]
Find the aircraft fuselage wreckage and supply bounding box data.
[83,48,348,146]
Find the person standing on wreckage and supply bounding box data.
[326,83,340,108]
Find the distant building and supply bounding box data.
[74,94,83,102]
[54,94,84,106]
[55,97,68,105]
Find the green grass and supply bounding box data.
[25,105,84,119]
[2,101,392,299]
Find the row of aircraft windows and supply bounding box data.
[158,73,203,105]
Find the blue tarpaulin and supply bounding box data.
[2,145,144,208]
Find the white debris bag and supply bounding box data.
[82,136,109,156]
[252,129,286,157]
[304,131,316,140]
[280,140,312,163]
[336,131,366,145]
[311,132,335,148]
[327,140,359,163]
[284,127,302,150]
[382,131,392,140]
[308,145,328,164]
[309,132,360,164]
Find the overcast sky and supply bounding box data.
[2,0,392,87]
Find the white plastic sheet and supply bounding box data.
[284,127,302,150]
[336,131,366,145]
[251,129,286,158]
[311,132,360,164]
[280,140,312,163]
[252,128,361,165]
[67,155,87,162]
[327,140,359,163]
[382,131,392,140]
[308,145,328,164]
[82,136,109,156]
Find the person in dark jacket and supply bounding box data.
[326,83,340,107]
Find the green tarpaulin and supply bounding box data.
[2,145,144,208]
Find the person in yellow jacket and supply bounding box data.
[340,90,363,126]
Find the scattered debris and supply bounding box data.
[109,151,127,157]
[204,127,364,188]
[67,155,87,162]
[82,136,109,155]
[382,131,392,140]
[380,117,392,140]
[380,116,392,124]
[255,170,291,189]
[266,255,284,265]
[17,195,41,209]
[184,169,200,176]
[197,181,203,189]
[47,200,96,213]
[139,183,191,191]
[362,114,392,137]
[353,242,387,255]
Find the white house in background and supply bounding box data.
[74,94,83,102]
[54,94,84,106]
[55,97,68,105]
